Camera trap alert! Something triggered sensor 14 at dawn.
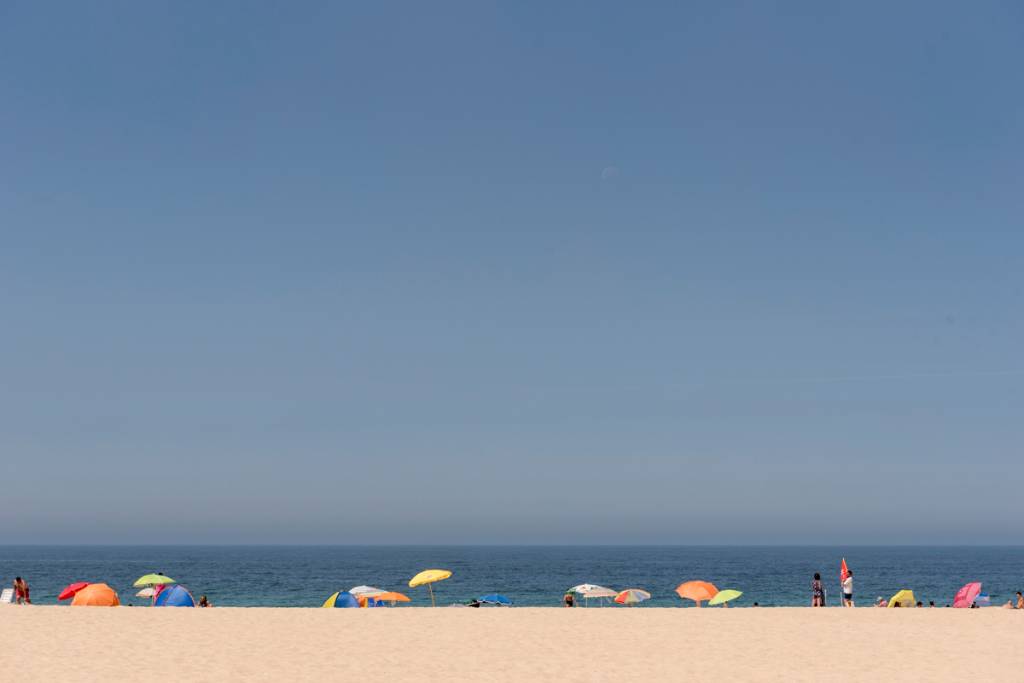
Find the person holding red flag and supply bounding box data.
[841,558,854,607]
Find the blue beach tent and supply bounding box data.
[479,594,511,605]
[153,584,196,607]
[322,591,360,608]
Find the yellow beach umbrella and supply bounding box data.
[708,589,742,606]
[409,569,452,606]
[133,574,176,588]
[888,589,915,608]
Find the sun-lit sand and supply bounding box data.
[3,606,1022,681]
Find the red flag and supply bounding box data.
[840,558,850,582]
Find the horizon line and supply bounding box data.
[3,543,1022,548]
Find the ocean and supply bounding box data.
[1,546,1020,607]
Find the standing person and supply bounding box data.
[1016,592,1023,609]
[811,573,825,607]
[563,592,575,608]
[842,570,854,607]
[13,577,30,605]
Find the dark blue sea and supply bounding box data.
[1,546,1021,608]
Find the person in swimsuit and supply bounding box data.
[811,573,824,607]
[563,592,575,608]
[198,595,212,607]
[1016,592,1023,609]
[13,577,30,605]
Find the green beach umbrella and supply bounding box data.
[708,589,743,606]
[133,574,177,588]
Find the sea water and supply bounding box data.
[1,546,1021,608]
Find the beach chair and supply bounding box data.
[0,588,13,605]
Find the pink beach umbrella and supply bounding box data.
[953,582,981,608]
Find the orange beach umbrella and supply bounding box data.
[71,583,120,607]
[675,581,719,607]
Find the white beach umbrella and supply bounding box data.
[574,584,617,599]
[135,587,156,598]
[349,585,387,598]
[568,583,618,606]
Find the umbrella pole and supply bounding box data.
[428,583,435,607]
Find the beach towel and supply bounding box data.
[0,588,13,604]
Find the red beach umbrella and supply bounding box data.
[58,582,91,601]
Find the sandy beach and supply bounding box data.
[3,606,1022,682]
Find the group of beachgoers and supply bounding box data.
[10,571,1024,608]
[811,571,1024,609]
[5,575,213,607]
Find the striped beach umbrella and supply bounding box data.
[614,589,651,605]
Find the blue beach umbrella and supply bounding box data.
[479,594,511,605]
[153,584,196,607]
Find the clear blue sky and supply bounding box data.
[2,1,1021,544]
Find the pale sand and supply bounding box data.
[2,606,1022,682]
